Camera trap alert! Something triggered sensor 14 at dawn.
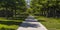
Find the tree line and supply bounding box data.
[31,0,60,18]
[0,0,60,19]
[0,0,27,19]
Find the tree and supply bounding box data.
[31,0,60,18]
[0,0,27,19]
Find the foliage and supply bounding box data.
[31,0,60,18]
[0,0,27,19]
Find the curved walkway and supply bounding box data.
[17,16,48,30]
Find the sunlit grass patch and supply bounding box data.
[36,16,60,30]
[0,24,18,29]
[0,17,24,30]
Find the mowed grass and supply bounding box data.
[35,16,60,30]
[0,17,24,30]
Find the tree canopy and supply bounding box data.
[31,0,60,18]
[0,0,27,19]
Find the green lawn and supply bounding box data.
[35,16,60,30]
[0,17,24,30]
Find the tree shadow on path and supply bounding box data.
[20,22,40,28]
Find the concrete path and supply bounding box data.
[17,16,48,30]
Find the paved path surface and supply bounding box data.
[17,16,48,30]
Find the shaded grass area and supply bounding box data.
[0,17,24,30]
[35,16,60,30]
[0,14,29,30]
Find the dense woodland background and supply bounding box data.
[0,0,60,19]
[31,0,60,18]
[0,0,28,19]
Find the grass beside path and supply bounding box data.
[35,16,60,30]
[0,17,24,30]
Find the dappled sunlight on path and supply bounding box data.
[17,16,47,30]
